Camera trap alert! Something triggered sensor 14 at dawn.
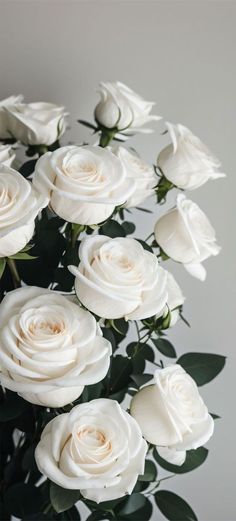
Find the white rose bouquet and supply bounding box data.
[0,82,225,521]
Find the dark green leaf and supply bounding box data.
[139,460,157,481]
[50,482,81,513]
[122,221,136,235]
[99,219,126,238]
[109,355,132,393]
[127,343,154,374]
[117,493,146,516]
[153,446,208,474]
[116,496,153,520]
[4,483,43,517]
[130,373,153,388]
[102,327,117,352]
[155,490,198,521]
[136,239,153,253]
[9,252,37,260]
[210,413,221,420]
[19,159,37,178]
[178,352,226,386]
[152,338,177,358]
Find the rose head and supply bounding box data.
[33,145,135,225]
[4,101,68,146]
[130,364,214,465]
[0,166,48,258]
[69,235,168,320]
[154,193,220,280]
[35,399,147,502]
[95,81,161,132]
[0,94,23,139]
[0,287,112,407]
[0,144,15,167]
[112,145,157,208]
[158,123,225,190]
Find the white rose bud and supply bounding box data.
[4,102,68,146]
[35,399,147,502]
[112,145,157,208]
[164,271,185,327]
[69,235,168,320]
[95,81,161,132]
[0,95,23,139]
[0,144,15,167]
[157,123,225,190]
[33,145,135,225]
[0,287,112,407]
[0,166,48,258]
[154,194,220,281]
[158,123,225,190]
[130,365,214,466]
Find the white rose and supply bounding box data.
[0,95,23,138]
[0,166,48,258]
[0,144,15,167]
[112,145,157,207]
[165,271,185,327]
[4,102,68,146]
[35,398,147,502]
[95,81,161,132]
[0,287,112,407]
[33,145,135,225]
[154,194,220,281]
[68,235,168,320]
[158,123,225,190]
[130,365,214,466]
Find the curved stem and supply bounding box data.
[7,258,21,288]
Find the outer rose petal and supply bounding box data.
[157,446,186,466]
[0,222,34,258]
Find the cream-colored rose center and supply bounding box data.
[28,321,64,335]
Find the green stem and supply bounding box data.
[99,129,117,147]
[7,258,21,288]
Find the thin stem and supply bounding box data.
[144,232,154,242]
[7,258,21,288]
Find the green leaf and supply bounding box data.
[101,327,117,352]
[19,159,37,178]
[155,490,198,521]
[109,355,132,393]
[138,460,157,481]
[153,446,208,474]
[0,390,29,422]
[152,338,177,358]
[99,219,126,238]
[178,352,226,386]
[210,413,221,420]
[116,496,153,520]
[4,483,43,518]
[50,482,81,513]
[127,343,154,374]
[9,252,37,260]
[136,239,153,253]
[130,373,153,388]
[117,493,146,516]
[122,221,136,235]
[0,257,6,279]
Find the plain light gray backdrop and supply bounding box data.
[0,1,235,520]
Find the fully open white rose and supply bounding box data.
[95,81,161,132]
[158,123,225,190]
[4,102,68,145]
[35,399,147,502]
[33,145,135,225]
[69,235,168,320]
[0,144,15,167]
[0,166,48,258]
[130,365,214,466]
[154,194,220,281]
[165,271,185,327]
[0,287,112,407]
[112,145,157,207]
[0,95,23,138]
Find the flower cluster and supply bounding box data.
[0,81,225,520]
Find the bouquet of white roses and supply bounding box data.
[0,81,225,521]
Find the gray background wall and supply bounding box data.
[0,1,235,520]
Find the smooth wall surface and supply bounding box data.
[0,1,235,520]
